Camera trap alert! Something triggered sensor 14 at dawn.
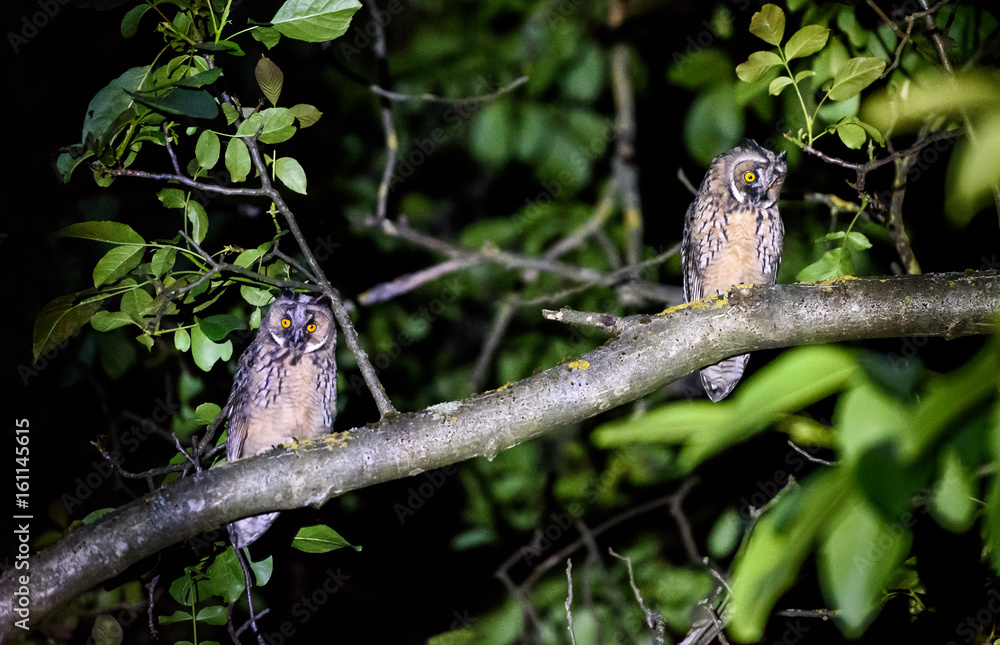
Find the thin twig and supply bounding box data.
[365,216,678,302]
[565,560,577,645]
[786,440,837,466]
[797,127,963,191]
[667,478,702,566]
[542,307,624,333]
[608,548,656,629]
[469,302,516,393]
[363,0,397,222]
[368,76,529,104]
[609,24,644,307]
[677,167,698,196]
[358,257,479,305]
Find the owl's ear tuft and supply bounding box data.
[777,150,787,162]
[314,294,332,308]
[279,288,296,300]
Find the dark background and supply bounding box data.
[4,0,1000,643]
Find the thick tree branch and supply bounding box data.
[4,272,999,638]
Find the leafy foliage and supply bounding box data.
[22,0,1000,642]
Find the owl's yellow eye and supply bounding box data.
[744,171,756,183]
[281,318,291,328]
[306,323,317,333]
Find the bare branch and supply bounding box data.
[5,272,1000,638]
[368,76,528,104]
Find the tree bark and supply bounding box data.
[3,271,998,639]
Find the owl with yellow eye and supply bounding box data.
[222,290,338,548]
[681,139,787,401]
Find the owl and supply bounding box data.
[223,291,338,548]
[681,139,787,401]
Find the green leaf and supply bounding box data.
[195,606,228,625]
[120,4,150,38]
[837,121,867,149]
[769,76,794,96]
[190,322,233,371]
[729,469,848,642]
[127,87,219,120]
[947,113,1000,224]
[748,4,785,46]
[175,68,224,89]
[82,67,150,152]
[735,51,783,83]
[252,26,282,49]
[828,57,886,101]
[274,156,308,194]
[845,231,872,250]
[250,555,273,585]
[290,103,323,128]
[91,310,134,332]
[174,327,191,352]
[151,247,177,278]
[255,55,284,107]
[157,188,187,209]
[796,247,852,281]
[157,610,193,625]
[33,293,102,361]
[234,248,265,268]
[82,508,115,524]
[683,85,745,165]
[207,549,245,603]
[93,244,145,287]
[930,448,976,532]
[226,138,252,182]
[784,25,829,61]
[240,285,274,307]
[196,130,221,170]
[136,332,154,352]
[271,0,362,43]
[258,108,297,144]
[186,201,209,244]
[198,314,246,341]
[91,615,123,645]
[291,525,360,553]
[120,286,154,319]
[193,402,222,426]
[55,221,144,245]
[818,492,911,637]
[795,69,816,83]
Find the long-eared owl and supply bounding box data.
[681,139,787,401]
[224,291,337,548]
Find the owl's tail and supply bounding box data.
[700,353,749,402]
[229,512,279,550]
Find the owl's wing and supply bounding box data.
[223,342,257,461]
[317,355,337,430]
[681,199,708,302]
[757,208,784,282]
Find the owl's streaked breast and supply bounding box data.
[242,349,333,455]
[699,203,782,295]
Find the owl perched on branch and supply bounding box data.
[223,291,338,548]
[681,139,787,401]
